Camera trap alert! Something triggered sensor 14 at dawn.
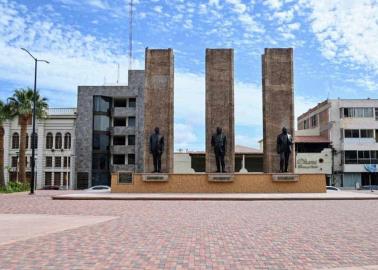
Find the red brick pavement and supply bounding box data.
[0,191,377,269]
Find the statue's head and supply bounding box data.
[282,127,287,134]
[154,127,160,134]
[216,127,222,134]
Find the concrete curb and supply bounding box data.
[52,193,378,201]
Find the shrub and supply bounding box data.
[0,181,30,193]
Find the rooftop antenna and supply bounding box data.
[116,63,120,84]
[128,0,133,70]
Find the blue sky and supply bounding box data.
[0,0,377,150]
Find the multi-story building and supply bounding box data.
[298,99,378,188]
[3,108,76,189]
[75,70,144,189]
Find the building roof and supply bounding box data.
[295,136,330,143]
[297,99,329,120]
[183,145,263,155]
[235,145,262,153]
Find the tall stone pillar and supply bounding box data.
[205,49,235,173]
[262,48,294,173]
[143,49,174,173]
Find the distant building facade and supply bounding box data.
[298,99,378,188]
[75,70,144,188]
[175,145,263,173]
[3,108,76,189]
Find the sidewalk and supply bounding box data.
[52,190,378,201]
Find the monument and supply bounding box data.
[262,48,294,173]
[205,49,235,173]
[143,48,174,173]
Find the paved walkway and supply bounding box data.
[0,191,378,269]
[52,190,378,201]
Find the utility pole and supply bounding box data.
[21,48,49,195]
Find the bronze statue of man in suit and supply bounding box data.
[211,127,227,173]
[277,127,293,173]
[149,127,164,173]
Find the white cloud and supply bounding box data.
[153,5,163,14]
[307,0,378,74]
[264,0,284,10]
[0,0,142,98]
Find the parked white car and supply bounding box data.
[85,185,111,192]
[326,186,340,192]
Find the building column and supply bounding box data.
[36,123,44,189]
[3,121,10,185]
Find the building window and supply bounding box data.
[54,172,61,186]
[114,117,126,126]
[344,151,357,164]
[358,151,371,164]
[55,156,61,168]
[63,157,71,168]
[113,136,126,145]
[31,132,38,149]
[92,153,109,170]
[94,115,110,131]
[46,133,53,149]
[12,133,19,149]
[114,98,127,107]
[127,154,135,165]
[93,96,111,113]
[361,129,374,138]
[128,135,135,146]
[55,133,62,149]
[127,116,136,127]
[46,156,52,168]
[303,119,308,129]
[375,108,378,121]
[45,172,52,186]
[345,129,359,138]
[128,98,136,108]
[64,133,71,149]
[310,115,318,128]
[113,154,125,165]
[25,133,29,149]
[119,172,133,184]
[343,107,374,118]
[63,172,70,186]
[11,156,18,168]
[93,134,110,151]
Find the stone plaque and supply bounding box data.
[208,174,234,182]
[142,174,169,182]
[272,174,299,182]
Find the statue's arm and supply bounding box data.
[223,136,226,152]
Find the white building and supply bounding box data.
[298,99,378,188]
[3,108,76,189]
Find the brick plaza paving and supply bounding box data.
[0,191,377,269]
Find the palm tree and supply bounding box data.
[8,88,48,183]
[0,100,11,187]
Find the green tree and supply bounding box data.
[0,100,11,187]
[8,88,48,183]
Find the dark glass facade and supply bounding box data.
[92,96,111,186]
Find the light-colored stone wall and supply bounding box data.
[205,49,235,173]
[111,173,326,193]
[143,49,174,173]
[262,48,294,173]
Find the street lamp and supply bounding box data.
[21,48,49,195]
